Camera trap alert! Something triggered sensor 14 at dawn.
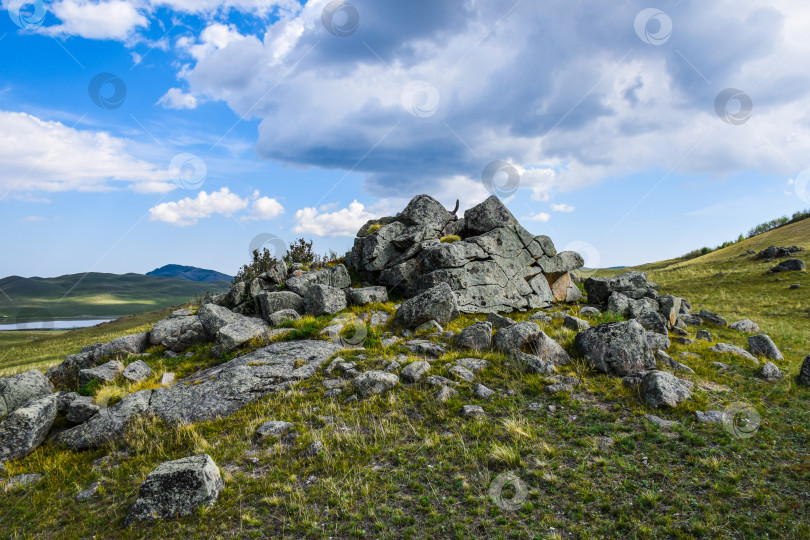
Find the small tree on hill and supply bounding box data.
[233,248,277,285]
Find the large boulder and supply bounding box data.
[584,271,653,306]
[769,259,806,273]
[0,369,53,419]
[95,332,151,359]
[122,360,153,383]
[149,316,206,353]
[285,264,351,296]
[46,350,98,389]
[352,371,400,397]
[303,284,348,316]
[729,319,760,333]
[347,286,388,305]
[347,194,582,313]
[0,394,58,462]
[641,371,693,408]
[797,355,810,386]
[216,317,270,351]
[574,320,655,376]
[748,334,784,361]
[396,282,459,328]
[197,304,241,338]
[125,454,224,525]
[530,331,571,366]
[492,321,541,352]
[78,360,124,387]
[455,321,492,351]
[57,340,341,449]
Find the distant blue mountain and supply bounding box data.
[146,264,232,283]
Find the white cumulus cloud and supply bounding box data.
[39,0,149,41]
[293,201,375,237]
[157,88,198,110]
[149,187,248,226]
[525,212,551,222]
[551,203,575,212]
[242,193,285,221]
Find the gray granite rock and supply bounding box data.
[748,334,784,361]
[0,394,58,462]
[0,369,53,419]
[641,371,692,408]
[122,360,153,383]
[575,320,654,376]
[455,321,492,351]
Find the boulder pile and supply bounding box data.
[346,194,584,313]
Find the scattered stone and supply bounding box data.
[196,304,241,338]
[303,284,348,316]
[302,440,325,458]
[696,330,712,342]
[563,314,590,332]
[697,309,727,327]
[425,375,458,388]
[729,319,760,333]
[644,414,678,429]
[268,309,300,326]
[352,371,399,397]
[160,372,175,386]
[122,360,153,383]
[528,312,552,323]
[485,313,515,329]
[544,382,574,395]
[449,365,475,383]
[508,350,556,375]
[671,337,695,346]
[711,362,730,370]
[492,321,541,352]
[798,355,810,386]
[527,402,544,411]
[670,325,689,337]
[473,384,495,400]
[76,482,99,501]
[125,454,224,525]
[748,334,784,361]
[65,396,100,424]
[0,369,54,419]
[646,331,670,352]
[435,385,459,403]
[454,358,490,373]
[455,322,493,351]
[681,315,702,327]
[575,319,655,376]
[655,350,694,374]
[695,410,725,424]
[641,371,692,408]
[584,271,653,305]
[4,473,43,490]
[596,436,614,451]
[0,395,58,462]
[396,282,460,328]
[347,286,388,306]
[769,258,807,273]
[323,379,345,390]
[529,331,571,366]
[415,320,443,334]
[710,343,759,364]
[754,245,804,260]
[757,362,783,381]
[461,405,486,418]
[405,340,446,357]
[384,360,401,374]
[400,361,431,383]
[78,361,124,387]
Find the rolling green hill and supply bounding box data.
[0,272,230,320]
[146,264,233,283]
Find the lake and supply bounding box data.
[0,318,118,331]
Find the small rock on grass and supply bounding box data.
[255,421,293,439]
[461,405,485,418]
[302,441,324,458]
[757,362,783,381]
[473,383,495,400]
[435,386,459,403]
[695,410,725,424]
[76,482,99,501]
[748,335,784,361]
[798,355,810,386]
[400,361,430,383]
[644,414,678,429]
[5,473,43,490]
[449,365,475,383]
[696,330,712,342]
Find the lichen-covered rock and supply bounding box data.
[797,355,810,386]
[125,454,223,525]
[585,271,653,305]
[641,371,693,408]
[78,361,124,387]
[646,331,670,352]
[347,286,388,305]
[0,394,58,462]
[216,317,269,351]
[455,321,492,351]
[710,343,759,364]
[574,320,655,376]
[748,334,784,361]
[268,309,301,326]
[196,304,241,338]
[0,369,53,419]
[302,284,348,316]
[492,321,541,352]
[508,350,556,375]
[122,360,153,383]
[529,331,571,366]
[400,361,430,383]
[285,264,351,296]
[149,316,206,353]
[396,282,459,328]
[757,362,783,381]
[256,291,305,321]
[697,309,727,327]
[352,371,399,397]
[729,319,760,333]
[255,420,292,439]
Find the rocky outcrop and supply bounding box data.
[149,316,206,353]
[585,271,655,306]
[347,195,583,313]
[57,340,341,450]
[396,282,459,328]
[0,394,58,462]
[769,259,806,273]
[125,454,223,525]
[754,245,804,260]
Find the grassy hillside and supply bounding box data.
[1,227,808,538]
[0,273,229,320]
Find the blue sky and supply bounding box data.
[1,0,809,278]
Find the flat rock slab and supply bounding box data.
[57,340,341,450]
[126,454,223,525]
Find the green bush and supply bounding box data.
[440,235,461,243]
